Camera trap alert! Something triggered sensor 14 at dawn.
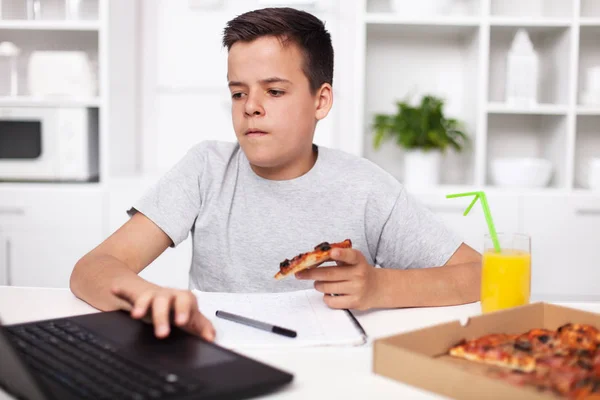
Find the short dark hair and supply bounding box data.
[222,7,334,94]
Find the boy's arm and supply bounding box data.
[295,243,481,310]
[70,212,171,311]
[70,212,215,340]
[372,243,481,308]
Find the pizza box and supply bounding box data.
[373,302,600,400]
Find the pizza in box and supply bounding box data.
[448,323,600,399]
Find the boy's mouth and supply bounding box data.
[245,129,268,137]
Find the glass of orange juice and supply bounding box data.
[480,233,531,313]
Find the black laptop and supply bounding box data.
[0,310,293,400]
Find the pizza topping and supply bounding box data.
[577,349,593,357]
[315,242,331,251]
[575,377,593,389]
[558,323,572,333]
[514,340,533,352]
[538,335,551,343]
[577,359,593,371]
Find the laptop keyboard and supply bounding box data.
[6,320,206,400]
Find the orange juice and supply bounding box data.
[481,249,531,313]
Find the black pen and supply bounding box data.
[215,310,297,338]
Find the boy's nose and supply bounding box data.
[244,94,265,117]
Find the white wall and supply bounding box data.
[108,0,140,177]
[138,0,357,175]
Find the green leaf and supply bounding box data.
[369,94,470,153]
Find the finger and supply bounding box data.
[111,286,137,308]
[314,280,354,295]
[173,292,195,326]
[130,291,154,320]
[296,265,352,281]
[186,310,216,342]
[323,293,356,310]
[329,248,361,265]
[152,293,174,338]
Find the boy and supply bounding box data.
[70,7,481,342]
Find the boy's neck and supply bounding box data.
[250,145,318,181]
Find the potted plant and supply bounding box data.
[371,94,469,188]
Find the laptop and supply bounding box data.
[0,310,293,400]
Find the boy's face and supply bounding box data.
[227,36,331,172]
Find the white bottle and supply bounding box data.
[505,29,538,107]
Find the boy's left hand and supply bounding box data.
[295,248,380,311]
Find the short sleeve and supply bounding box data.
[374,187,463,269]
[127,144,206,247]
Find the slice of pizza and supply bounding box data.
[555,323,600,354]
[448,333,537,372]
[514,328,559,357]
[274,239,352,280]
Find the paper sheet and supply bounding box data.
[193,289,366,348]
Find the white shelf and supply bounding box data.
[487,103,569,115]
[487,113,568,189]
[577,106,600,115]
[0,20,100,31]
[574,114,600,189]
[488,26,571,106]
[581,0,600,19]
[364,14,480,26]
[0,181,102,190]
[580,18,600,26]
[0,97,101,107]
[489,17,572,29]
[365,14,479,37]
[358,1,600,191]
[490,0,575,20]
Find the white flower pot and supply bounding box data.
[404,149,442,188]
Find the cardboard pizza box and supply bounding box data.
[373,302,600,400]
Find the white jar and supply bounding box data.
[505,29,539,107]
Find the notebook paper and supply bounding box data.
[193,289,367,349]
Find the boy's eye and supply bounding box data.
[268,89,284,97]
[231,92,244,99]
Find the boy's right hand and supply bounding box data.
[111,285,216,342]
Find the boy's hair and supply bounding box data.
[222,7,334,94]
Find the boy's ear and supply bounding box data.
[315,83,333,121]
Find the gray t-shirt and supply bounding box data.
[128,141,462,293]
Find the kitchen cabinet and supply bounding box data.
[0,187,104,288]
[522,193,600,301]
[8,230,104,288]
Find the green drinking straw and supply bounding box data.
[446,191,501,253]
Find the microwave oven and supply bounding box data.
[0,107,99,182]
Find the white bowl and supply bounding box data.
[491,158,553,188]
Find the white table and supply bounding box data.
[1,286,599,400]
